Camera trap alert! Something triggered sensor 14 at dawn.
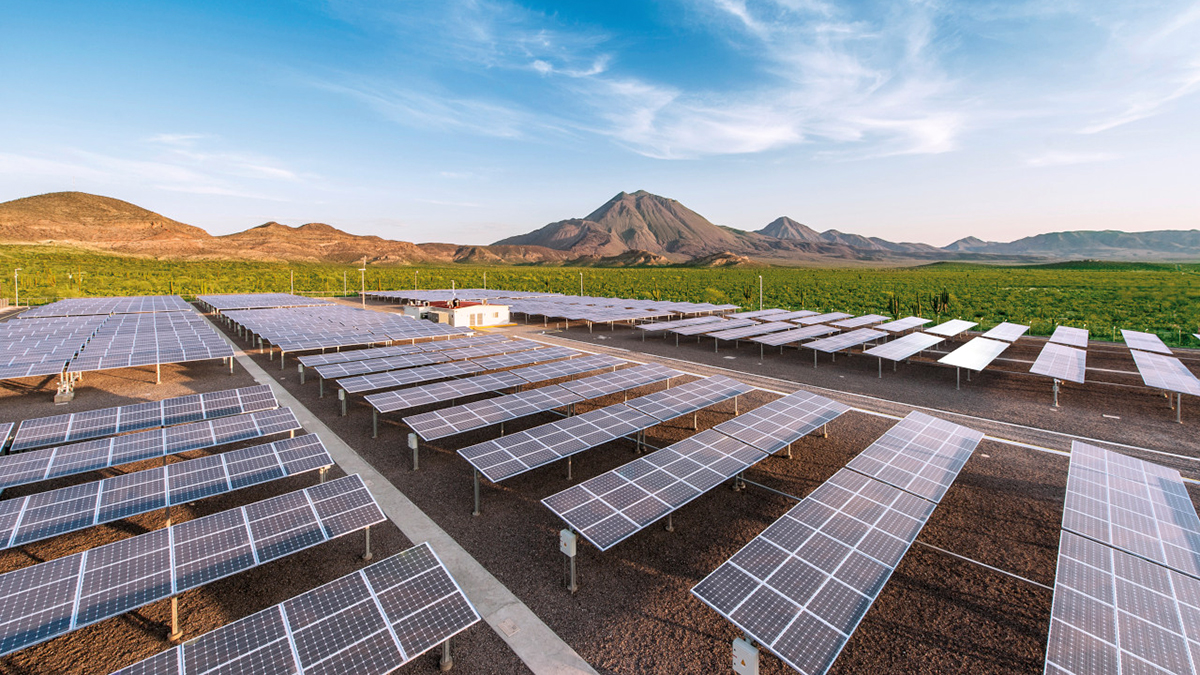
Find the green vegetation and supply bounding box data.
[3,245,1199,346]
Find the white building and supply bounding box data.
[408,300,510,328]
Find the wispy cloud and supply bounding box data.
[1026,151,1118,167]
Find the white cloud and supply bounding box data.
[1026,151,1118,167]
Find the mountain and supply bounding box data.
[684,251,764,268]
[758,217,822,243]
[495,190,767,260]
[566,250,673,267]
[943,229,1200,260]
[757,218,940,254]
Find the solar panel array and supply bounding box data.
[671,319,758,336]
[795,312,853,326]
[624,375,753,422]
[769,310,821,322]
[365,372,527,414]
[0,315,108,380]
[544,389,849,551]
[68,311,234,373]
[804,328,886,354]
[1130,349,1200,397]
[224,305,469,354]
[0,423,11,448]
[938,337,1010,371]
[727,309,789,320]
[925,319,978,337]
[19,296,194,318]
[1122,329,1173,355]
[1046,443,1200,675]
[297,333,506,368]
[636,316,725,333]
[0,408,302,491]
[707,321,795,341]
[198,293,334,311]
[0,474,384,658]
[1049,326,1089,349]
[505,353,625,385]
[466,345,579,371]
[0,434,333,551]
[312,340,524,381]
[503,294,731,323]
[829,314,891,330]
[337,361,485,396]
[875,316,931,333]
[111,542,481,675]
[11,385,278,452]
[693,411,983,675]
[862,332,944,362]
[750,325,839,347]
[980,322,1030,342]
[406,363,678,440]
[711,390,850,455]
[1030,343,1087,384]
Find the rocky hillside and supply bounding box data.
[945,230,1200,260]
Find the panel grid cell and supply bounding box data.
[750,325,839,347]
[711,389,849,455]
[1049,326,1090,348]
[1122,330,1172,355]
[844,411,984,503]
[805,329,886,354]
[981,322,1030,342]
[862,333,944,362]
[1030,343,1087,384]
[624,375,753,422]
[937,337,1010,371]
[1130,350,1200,397]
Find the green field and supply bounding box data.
[2,245,1198,346]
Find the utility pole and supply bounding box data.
[579,272,583,296]
[343,271,347,296]
[290,270,294,295]
[358,257,367,308]
[483,272,486,290]
[14,268,20,308]
[758,275,763,311]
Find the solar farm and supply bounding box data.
[0,290,1197,674]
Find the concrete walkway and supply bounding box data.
[206,317,598,675]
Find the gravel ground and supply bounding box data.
[3,304,1198,675]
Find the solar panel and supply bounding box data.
[795,312,854,326]
[862,332,944,361]
[749,325,839,347]
[297,334,506,368]
[459,404,657,483]
[0,408,302,491]
[636,316,725,333]
[1062,441,1200,579]
[197,293,334,311]
[1122,329,1173,355]
[829,315,891,330]
[844,411,984,503]
[937,337,1009,371]
[1130,350,1200,397]
[0,423,11,447]
[625,376,753,422]
[670,319,758,336]
[875,316,931,333]
[727,309,790,320]
[1044,530,1200,675]
[314,351,451,380]
[0,435,332,551]
[509,354,625,384]
[707,322,795,341]
[1030,343,1087,384]
[66,311,235,374]
[543,429,766,550]
[768,310,821,322]
[804,329,886,354]
[365,372,526,414]
[712,390,850,455]
[1049,326,1089,348]
[11,385,278,452]
[557,363,682,400]
[980,322,1029,342]
[19,296,194,318]
[925,319,978,337]
[467,346,579,371]
[337,361,485,395]
[110,542,480,675]
[405,385,584,441]
[0,475,383,658]
[692,468,937,675]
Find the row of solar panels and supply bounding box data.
[17,295,194,319]
[0,383,483,671]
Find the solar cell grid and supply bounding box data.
[1130,350,1200,397]
[712,390,850,455]
[844,411,983,503]
[557,363,681,400]
[937,337,1010,371]
[727,309,789,320]
[862,332,944,361]
[110,543,480,675]
[405,385,584,440]
[692,468,937,675]
[635,316,725,332]
[337,361,485,395]
[671,319,758,336]
[875,316,931,333]
[1123,329,1173,355]
[0,408,302,491]
[508,354,625,384]
[198,293,334,311]
[543,429,766,550]
[297,334,505,368]
[1030,343,1087,384]
[1044,530,1200,675]
[707,322,795,341]
[11,385,278,452]
[364,372,526,414]
[749,325,839,347]
[19,296,193,318]
[829,314,891,330]
[0,435,332,551]
[925,319,978,337]
[0,475,384,658]
[768,310,821,322]
[795,312,853,326]
[625,375,752,422]
[1062,442,1200,579]
[981,322,1030,342]
[805,329,886,354]
[1049,326,1089,348]
[467,346,579,371]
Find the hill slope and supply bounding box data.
[948,229,1200,260]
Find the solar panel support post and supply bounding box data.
[319,377,324,398]
[280,351,285,370]
[878,357,882,379]
[440,639,454,672]
[340,388,347,417]
[229,357,234,375]
[372,409,378,439]
[473,470,482,516]
[299,364,305,384]
[156,363,161,384]
[1053,379,1060,407]
[956,367,960,390]
[362,526,373,561]
[319,466,328,484]
[665,513,674,532]
[168,597,183,642]
[1178,393,1183,424]
[567,456,572,481]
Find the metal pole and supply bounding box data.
[363,526,373,560]
[1053,380,1060,407]
[665,513,674,532]
[580,272,583,296]
[758,275,763,311]
[567,456,572,481]
[290,270,294,295]
[344,271,347,296]
[440,640,454,672]
[956,368,961,390]
[1178,393,1183,424]
[13,269,19,308]
[372,409,378,438]
[568,555,578,593]
[169,597,183,641]
[473,470,481,516]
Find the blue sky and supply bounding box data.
[2,0,1198,246]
